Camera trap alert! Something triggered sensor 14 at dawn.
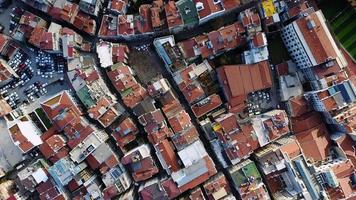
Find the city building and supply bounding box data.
[252,109,290,147]
[216,60,272,113]
[228,159,271,199]
[211,113,260,165]
[243,32,269,64]
[254,137,326,200]
[203,173,234,200]
[280,9,348,90]
[139,178,170,200]
[8,115,43,154]
[79,0,104,16]
[121,144,159,182]
[102,163,132,199]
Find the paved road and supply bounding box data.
[0,3,17,35]
[140,43,242,197]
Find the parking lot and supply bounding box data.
[0,3,17,35]
[0,46,67,111]
[246,89,276,116]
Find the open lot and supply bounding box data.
[319,0,356,60]
[267,35,290,65]
[128,44,165,86]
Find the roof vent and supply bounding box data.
[185,6,191,14]
[307,19,316,30]
[196,2,204,11]
[213,0,221,4]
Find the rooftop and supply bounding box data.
[191,94,222,118]
[294,10,348,68]
[121,145,159,182]
[203,173,231,200]
[69,132,103,163]
[176,0,199,25]
[111,118,139,148]
[214,113,260,163]
[217,61,272,113]
[8,117,43,153]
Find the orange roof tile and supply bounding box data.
[288,95,310,117]
[165,1,183,29]
[193,0,224,19]
[191,94,222,118]
[98,108,118,127]
[168,110,192,133]
[295,123,331,162]
[179,156,217,192]
[296,11,341,65]
[157,139,181,172]
[217,61,272,112]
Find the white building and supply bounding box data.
[280,10,347,86]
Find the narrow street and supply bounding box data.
[148,48,242,198]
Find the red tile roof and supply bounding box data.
[40,32,56,51]
[252,32,266,48]
[59,2,79,23]
[112,118,139,148]
[109,0,127,13]
[217,61,272,112]
[136,5,153,33]
[178,39,198,59]
[291,111,322,133]
[295,122,331,162]
[327,160,356,199]
[107,65,137,92]
[112,44,129,64]
[335,134,356,167]
[118,15,135,35]
[182,84,206,104]
[0,62,14,82]
[172,126,199,150]
[121,148,159,182]
[203,173,231,200]
[157,139,181,172]
[288,1,308,19]
[161,179,182,199]
[0,34,9,53]
[221,0,240,10]
[192,94,222,118]
[165,1,183,29]
[41,91,82,125]
[262,111,290,141]
[8,124,35,153]
[239,182,269,199]
[39,134,67,159]
[87,97,111,120]
[151,3,165,29]
[122,84,148,108]
[189,188,206,200]
[193,0,224,20]
[168,110,192,133]
[215,113,260,161]
[98,108,119,127]
[58,115,92,147]
[28,26,46,48]
[288,95,310,117]
[295,10,342,65]
[37,180,65,200]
